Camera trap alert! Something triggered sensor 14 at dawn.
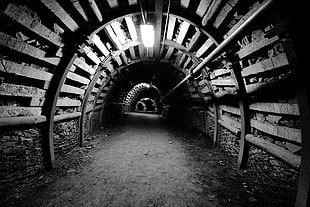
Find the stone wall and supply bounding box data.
[89,110,100,134]
[53,119,79,159]
[0,127,44,186]
[83,112,91,138]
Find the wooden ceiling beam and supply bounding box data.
[89,0,103,22]
[154,0,163,61]
[40,0,79,32]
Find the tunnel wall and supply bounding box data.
[162,105,207,134]
[53,118,79,159]
[0,127,44,185]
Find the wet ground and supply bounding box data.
[3,112,261,206]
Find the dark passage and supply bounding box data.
[14,113,254,207]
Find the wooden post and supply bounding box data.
[229,53,251,169]
[282,29,310,206]
[204,71,220,147]
[43,51,77,170]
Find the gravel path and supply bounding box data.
[19,112,251,207]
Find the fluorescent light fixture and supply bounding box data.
[140,24,154,47]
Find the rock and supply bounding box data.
[248,196,257,202]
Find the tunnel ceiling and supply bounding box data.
[0,0,291,131]
[0,0,293,122]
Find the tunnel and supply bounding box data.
[0,0,308,206]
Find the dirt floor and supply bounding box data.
[2,112,280,207]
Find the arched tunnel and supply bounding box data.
[0,0,308,206]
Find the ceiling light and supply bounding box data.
[140,24,154,47]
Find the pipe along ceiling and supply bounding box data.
[0,0,308,206]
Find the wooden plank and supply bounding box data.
[200,85,210,93]
[30,97,45,106]
[0,83,46,97]
[40,0,79,32]
[107,0,118,8]
[187,29,201,51]
[111,21,127,45]
[3,3,63,47]
[164,46,174,60]
[213,2,233,28]
[125,16,138,41]
[249,102,299,115]
[0,32,60,65]
[0,59,53,81]
[213,68,230,77]
[224,2,260,39]
[30,97,81,106]
[0,115,46,127]
[92,87,99,93]
[0,106,42,118]
[220,114,241,129]
[250,119,301,143]
[211,78,234,86]
[74,57,96,74]
[180,0,190,9]
[242,53,288,77]
[219,105,240,115]
[242,58,274,76]
[245,78,288,94]
[202,0,223,26]
[218,119,240,136]
[54,112,81,122]
[61,84,85,95]
[128,0,137,5]
[176,21,190,44]
[246,134,301,169]
[96,99,104,104]
[183,56,191,69]
[56,98,81,106]
[66,71,90,85]
[196,38,213,57]
[105,24,122,49]
[90,34,110,57]
[129,46,136,60]
[166,16,176,41]
[81,45,101,65]
[272,52,289,68]
[207,110,214,117]
[196,0,212,17]
[154,0,163,61]
[88,0,102,22]
[71,0,88,21]
[120,51,128,65]
[238,35,279,59]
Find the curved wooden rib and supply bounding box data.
[42,51,77,169]
[79,66,104,147]
[229,55,251,169]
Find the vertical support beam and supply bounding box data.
[79,66,103,147]
[295,84,310,207]
[43,51,77,169]
[204,72,220,147]
[283,30,309,206]
[228,54,251,168]
[154,0,163,61]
